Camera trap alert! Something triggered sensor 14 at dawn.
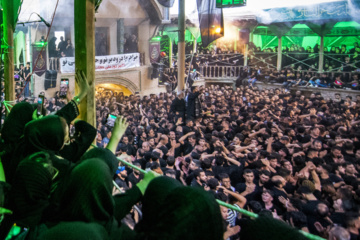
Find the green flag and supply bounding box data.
[14,0,22,25]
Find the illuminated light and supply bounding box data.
[215,28,222,34]
[151,36,162,42]
[34,41,48,47]
[216,0,246,8]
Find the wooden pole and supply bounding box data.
[193,39,197,54]
[2,0,15,102]
[319,36,324,73]
[277,37,282,71]
[177,0,185,93]
[244,44,248,67]
[74,0,96,126]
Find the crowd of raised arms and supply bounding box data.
[1,73,360,240]
[93,84,360,240]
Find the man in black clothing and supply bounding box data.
[114,166,129,190]
[57,36,67,56]
[117,135,136,156]
[345,213,360,240]
[22,62,32,98]
[190,169,207,189]
[156,134,169,159]
[186,86,201,120]
[127,162,143,188]
[166,131,181,157]
[161,156,181,180]
[170,91,186,124]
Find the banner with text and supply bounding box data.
[60,53,140,73]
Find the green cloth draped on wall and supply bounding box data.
[306,21,336,37]
[0,0,22,30]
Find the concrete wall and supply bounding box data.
[96,0,147,19]
[35,65,166,100]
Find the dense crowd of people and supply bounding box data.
[0,71,228,240]
[94,84,360,240]
[2,68,360,240]
[236,67,360,91]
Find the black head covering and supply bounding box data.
[9,152,52,227]
[24,115,65,152]
[80,147,118,175]
[139,176,181,225]
[58,158,114,228]
[1,102,34,144]
[240,216,307,240]
[1,103,35,182]
[136,180,223,240]
[38,221,109,240]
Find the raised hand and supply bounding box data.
[112,116,129,140]
[75,70,90,101]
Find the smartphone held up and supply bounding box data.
[106,114,117,127]
[37,94,45,116]
[60,78,69,98]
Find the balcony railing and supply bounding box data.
[199,65,243,78]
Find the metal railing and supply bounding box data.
[249,51,360,71]
[248,52,278,69]
[199,65,243,78]
[281,52,319,71]
[292,70,358,80]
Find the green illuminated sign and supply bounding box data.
[216,0,246,8]
[33,41,48,47]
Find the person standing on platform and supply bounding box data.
[186,86,201,120]
[170,91,186,124]
[23,62,32,97]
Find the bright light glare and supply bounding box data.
[170,0,343,17]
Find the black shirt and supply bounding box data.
[115,176,129,190]
[302,200,320,216]
[23,67,31,81]
[128,172,143,187]
[235,183,262,202]
[181,141,195,156]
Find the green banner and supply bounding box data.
[216,0,246,8]
[253,23,360,37]
[13,0,22,27]
[160,35,172,68]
